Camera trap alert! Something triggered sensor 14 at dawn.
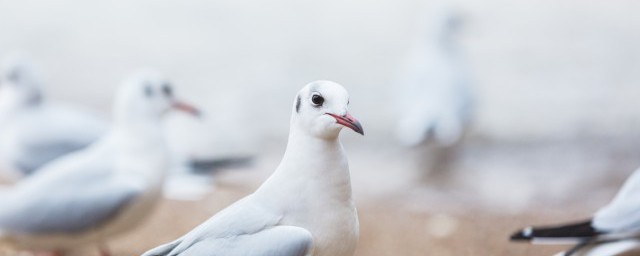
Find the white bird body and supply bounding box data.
[0,70,199,254]
[593,167,640,232]
[143,81,362,256]
[252,131,359,256]
[0,130,165,250]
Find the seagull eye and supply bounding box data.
[311,94,324,106]
[162,83,173,97]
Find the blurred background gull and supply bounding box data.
[0,53,250,201]
[393,2,474,184]
[0,70,200,255]
[0,52,108,181]
[0,0,639,255]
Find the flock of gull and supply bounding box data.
[0,8,637,256]
[0,53,364,256]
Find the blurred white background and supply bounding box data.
[1,1,640,254]
[1,0,639,144]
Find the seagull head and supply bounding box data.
[114,69,200,123]
[0,52,43,107]
[292,80,363,139]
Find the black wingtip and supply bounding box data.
[188,156,254,174]
[509,220,601,242]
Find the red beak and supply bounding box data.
[172,101,201,117]
[326,112,364,135]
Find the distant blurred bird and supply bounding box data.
[0,53,107,180]
[0,70,200,255]
[511,166,640,256]
[0,53,244,197]
[142,81,363,256]
[393,5,473,182]
[395,6,473,147]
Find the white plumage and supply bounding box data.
[593,167,640,232]
[143,80,363,256]
[0,70,199,255]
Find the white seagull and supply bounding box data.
[142,80,364,256]
[0,70,200,255]
[511,166,640,256]
[394,6,473,147]
[0,53,108,180]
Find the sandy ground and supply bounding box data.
[45,188,575,256]
[104,195,573,256]
[0,137,634,256]
[119,138,640,256]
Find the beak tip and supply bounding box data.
[326,112,364,136]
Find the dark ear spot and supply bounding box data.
[295,95,301,113]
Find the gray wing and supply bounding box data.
[14,141,91,175]
[10,103,107,175]
[0,180,140,233]
[144,226,312,256]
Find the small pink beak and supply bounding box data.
[172,101,201,117]
[326,112,364,135]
